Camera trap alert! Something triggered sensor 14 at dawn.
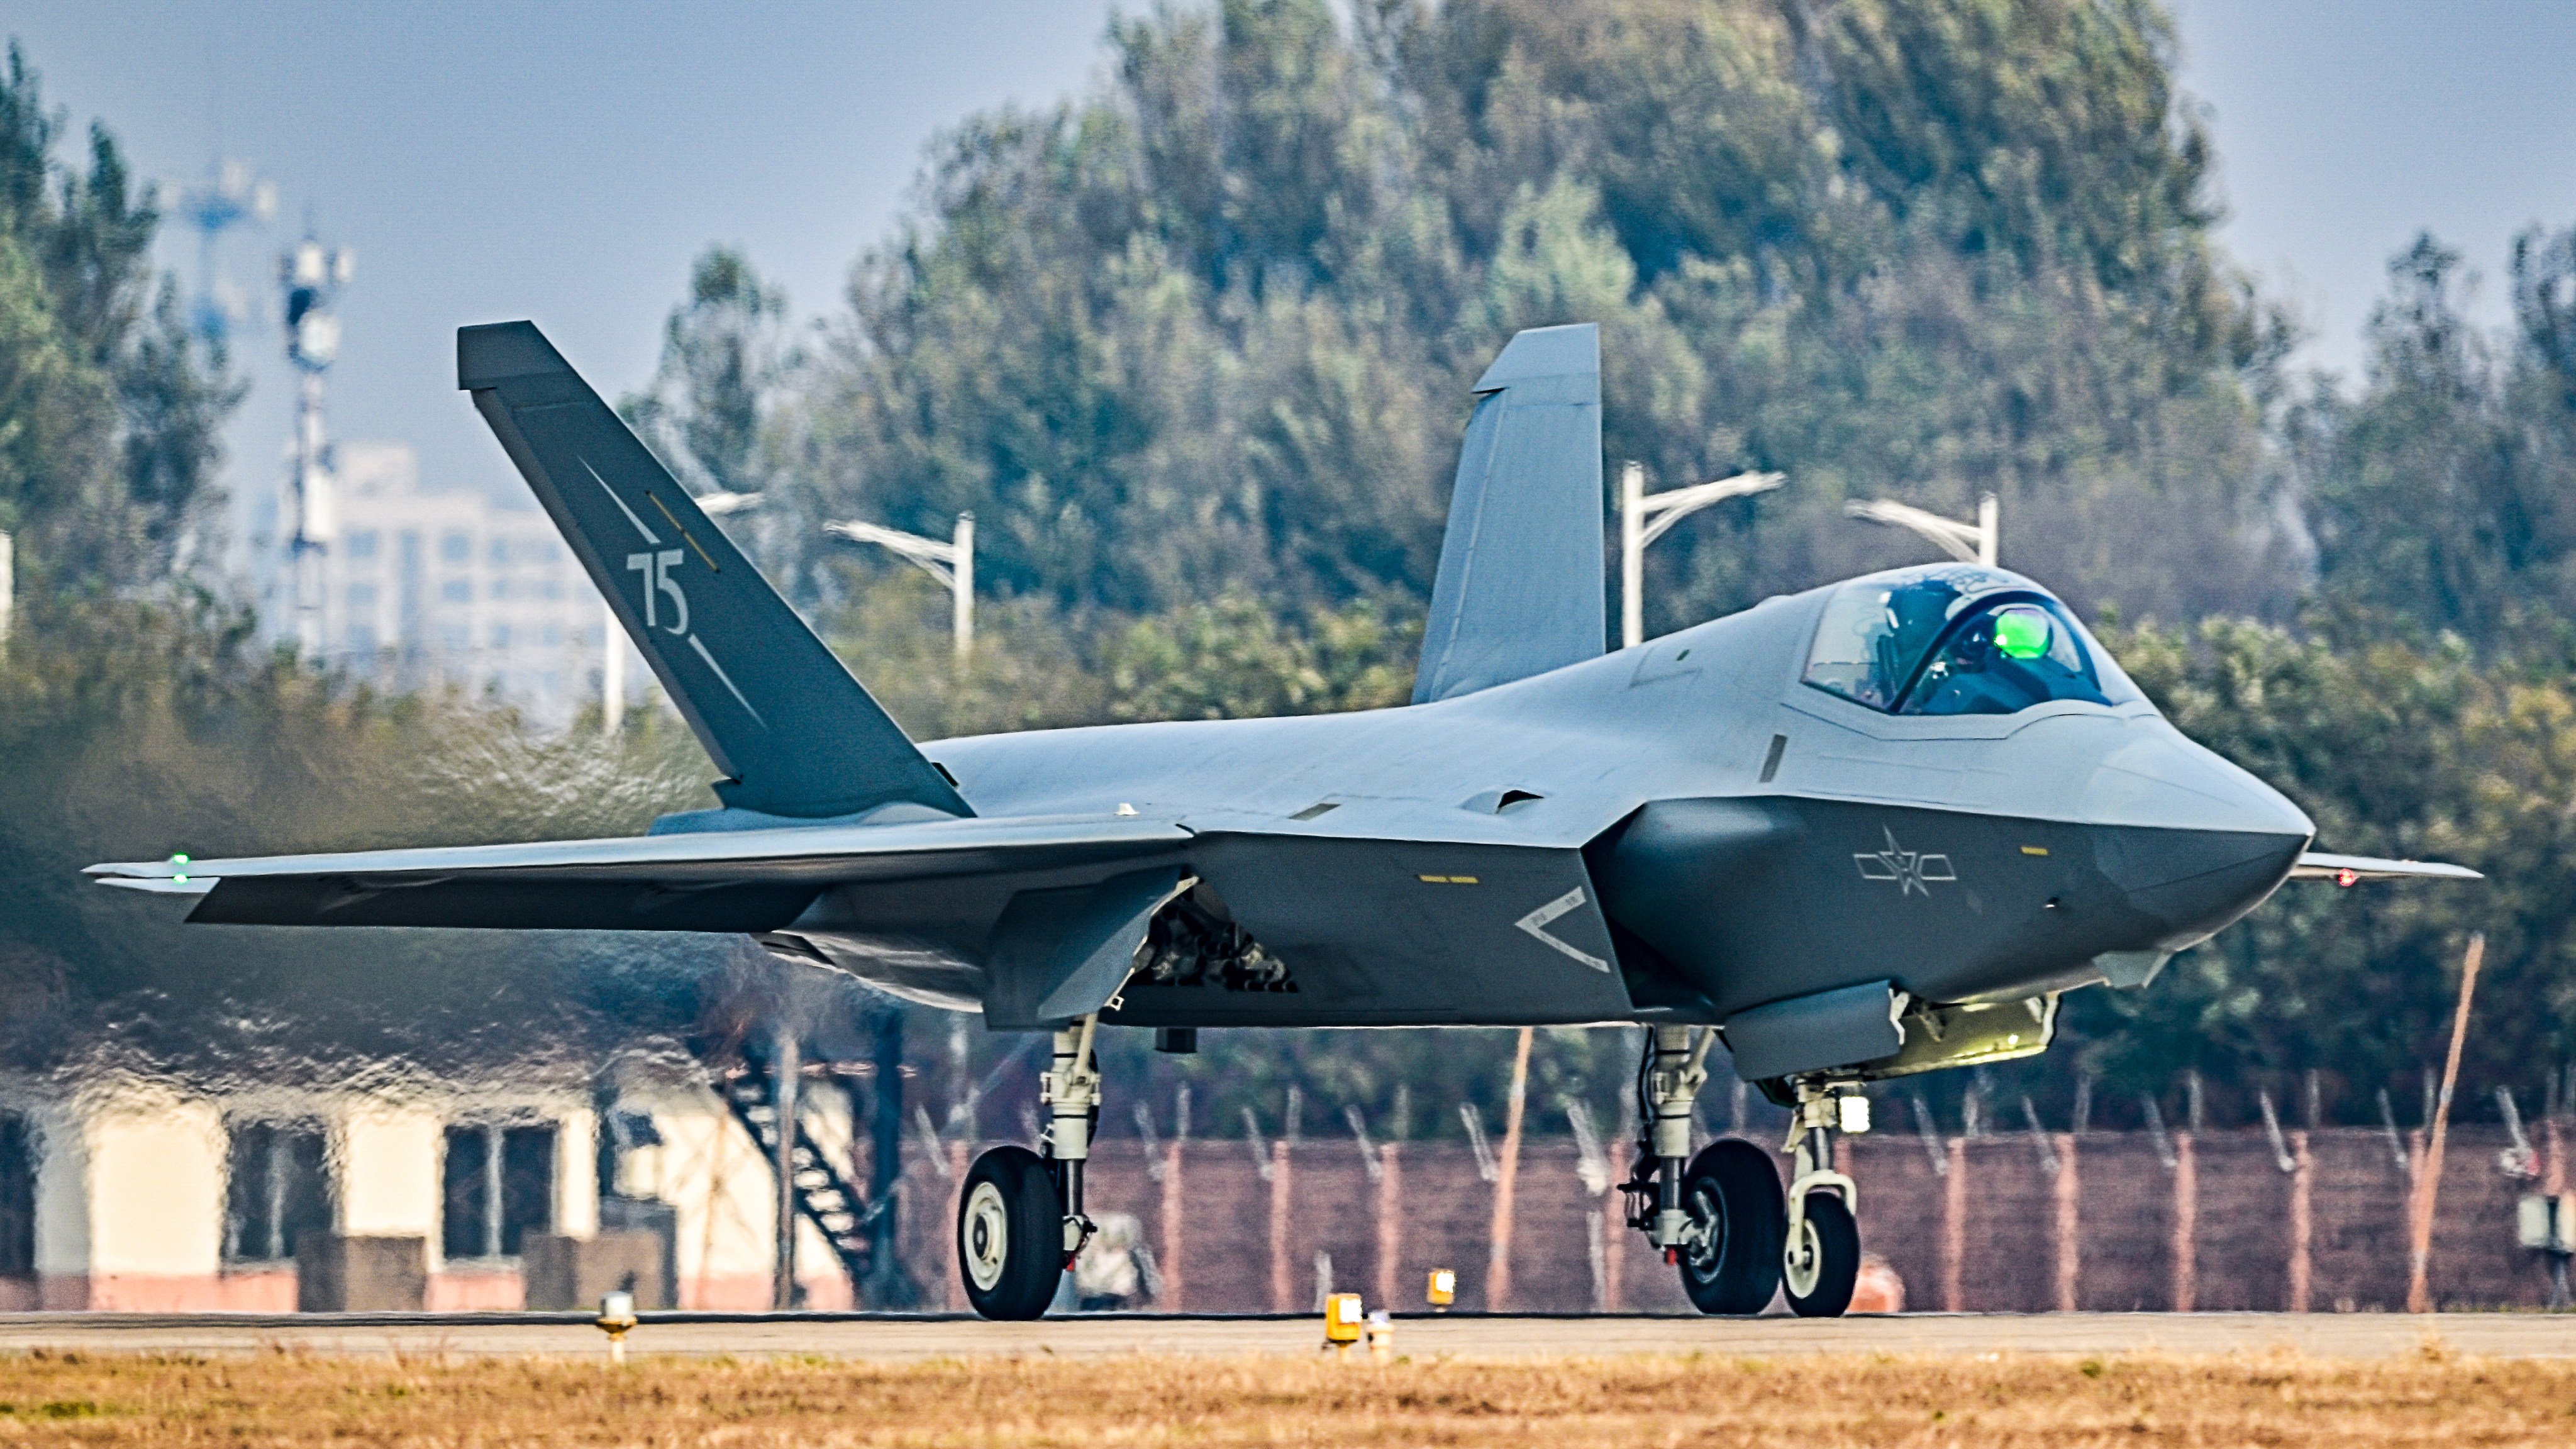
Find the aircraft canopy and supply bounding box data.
[1801,565,2143,718]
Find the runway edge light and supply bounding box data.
[595,1291,637,1365]
[1324,1292,1365,1352]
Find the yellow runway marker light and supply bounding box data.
[1324,1292,1365,1352]
[1426,1268,1456,1309]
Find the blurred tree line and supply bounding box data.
[777,0,2290,643]
[5,3,2576,1136]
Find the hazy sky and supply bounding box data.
[2175,0,2576,377]
[5,0,1125,517]
[6,0,2573,522]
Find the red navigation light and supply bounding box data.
[2335,867,2359,888]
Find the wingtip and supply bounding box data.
[97,875,216,897]
[86,860,166,878]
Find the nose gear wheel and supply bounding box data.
[1783,1191,1860,1316]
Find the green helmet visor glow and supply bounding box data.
[1992,607,2051,660]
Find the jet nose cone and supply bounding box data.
[2082,725,2312,952]
[2080,723,2314,840]
[2094,826,2307,952]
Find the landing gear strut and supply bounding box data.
[1620,1029,1870,1317]
[1623,1026,1785,1314]
[1780,1075,1866,1318]
[958,1014,1104,1319]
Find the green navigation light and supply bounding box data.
[1994,608,2050,660]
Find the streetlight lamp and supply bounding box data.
[601,489,763,736]
[1846,493,1999,567]
[1619,463,1785,649]
[824,513,975,660]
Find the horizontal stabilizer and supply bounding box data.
[1413,323,1605,704]
[2289,851,2482,883]
[458,321,967,820]
[86,815,1188,930]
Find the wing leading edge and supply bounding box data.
[86,815,1191,931]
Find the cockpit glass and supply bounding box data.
[1801,566,2140,716]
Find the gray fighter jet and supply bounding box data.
[89,319,2476,1319]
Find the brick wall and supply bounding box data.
[885,1125,2566,1313]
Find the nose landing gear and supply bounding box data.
[1780,1079,1866,1317]
[1620,1028,1870,1317]
[957,1015,1104,1320]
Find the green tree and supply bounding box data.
[623,245,789,500]
[0,45,237,592]
[787,0,2290,650]
[2309,226,2576,645]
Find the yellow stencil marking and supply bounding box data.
[1416,875,1481,885]
[647,492,721,571]
[2020,846,2050,857]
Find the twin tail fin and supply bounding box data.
[458,321,970,821]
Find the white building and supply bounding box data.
[311,442,622,729]
[0,1072,860,1312]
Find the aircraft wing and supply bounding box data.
[84,814,1191,931]
[2288,850,2483,884]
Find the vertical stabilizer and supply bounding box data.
[458,321,970,821]
[1411,323,1604,704]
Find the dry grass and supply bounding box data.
[0,1345,2570,1446]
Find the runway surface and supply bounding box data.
[0,1310,2568,1360]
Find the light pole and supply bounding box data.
[280,235,352,658]
[601,489,762,737]
[1846,493,1999,567]
[1619,463,1785,649]
[824,513,975,660]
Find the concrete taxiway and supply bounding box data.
[0,1311,2567,1360]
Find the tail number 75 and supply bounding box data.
[626,550,689,635]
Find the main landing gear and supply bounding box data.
[1619,1027,1869,1317]
[958,1016,1102,1319]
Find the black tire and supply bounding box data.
[1675,1139,1786,1315]
[957,1144,1063,1320]
[1784,1192,1860,1318]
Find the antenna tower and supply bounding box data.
[175,160,274,343]
[280,233,353,656]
